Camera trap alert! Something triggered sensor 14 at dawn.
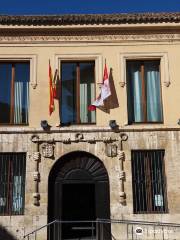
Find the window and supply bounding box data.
[61,61,96,124]
[127,60,163,124]
[0,62,30,125]
[131,150,168,213]
[0,153,26,215]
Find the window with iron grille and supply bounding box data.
[0,62,30,125]
[0,153,26,215]
[131,150,168,213]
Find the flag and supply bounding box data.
[88,62,111,111]
[52,69,58,99]
[49,60,55,115]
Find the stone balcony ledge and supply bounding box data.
[0,124,180,134]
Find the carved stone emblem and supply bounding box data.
[41,143,54,158]
[75,133,84,142]
[105,144,118,157]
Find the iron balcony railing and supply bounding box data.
[24,218,180,240]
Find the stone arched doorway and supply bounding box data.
[48,151,111,240]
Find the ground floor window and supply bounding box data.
[0,153,26,215]
[131,150,168,213]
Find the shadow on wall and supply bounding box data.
[0,225,17,240]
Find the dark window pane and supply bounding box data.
[0,63,12,123]
[80,63,95,123]
[14,63,30,124]
[127,61,143,123]
[61,63,77,124]
[0,62,30,125]
[0,156,8,214]
[61,61,96,124]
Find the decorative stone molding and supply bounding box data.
[118,150,126,205]
[119,171,125,180]
[164,81,171,87]
[33,171,40,181]
[103,137,112,143]
[30,133,119,145]
[40,142,54,158]
[62,138,71,144]
[32,193,40,206]
[31,134,40,143]
[118,150,125,160]
[118,133,128,205]
[119,82,126,88]
[105,143,118,157]
[1,33,180,43]
[119,133,128,141]
[87,137,96,144]
[31,135,41,206]
[119,191,126,198]
[75,133,84,142]
[32,152,40,161]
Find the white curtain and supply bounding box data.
[131,69,143,122]
[145,62,163,122]
[80,82,95,123]
[14,80,29,124]
[127,63,143,122]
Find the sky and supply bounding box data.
[0,0,180,15]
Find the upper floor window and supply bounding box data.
[131,150,168,214]
[0,62,30,125]
[61,61,96,124]
[127,60,163,124]
[0,153,26,215]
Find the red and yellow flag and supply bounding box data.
[52,69,58,99]
[49,60,55,115]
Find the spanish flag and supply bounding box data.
[52,69,59,99]
[49,60,55,115]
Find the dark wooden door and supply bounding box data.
[48,152,111,240]
[61,183,96,239]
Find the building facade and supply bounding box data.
[0,13,180,240]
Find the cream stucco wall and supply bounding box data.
[0,32,180,128]
[1,23,180,240]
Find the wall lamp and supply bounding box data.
[40,120,51,131]
[109,120,119,130]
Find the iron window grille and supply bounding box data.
[0,153,26,215]
[131,150,168,213]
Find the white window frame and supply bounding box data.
[119,52,170,125]
[119,52,170,87]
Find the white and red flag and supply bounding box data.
[88,62,111,111]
